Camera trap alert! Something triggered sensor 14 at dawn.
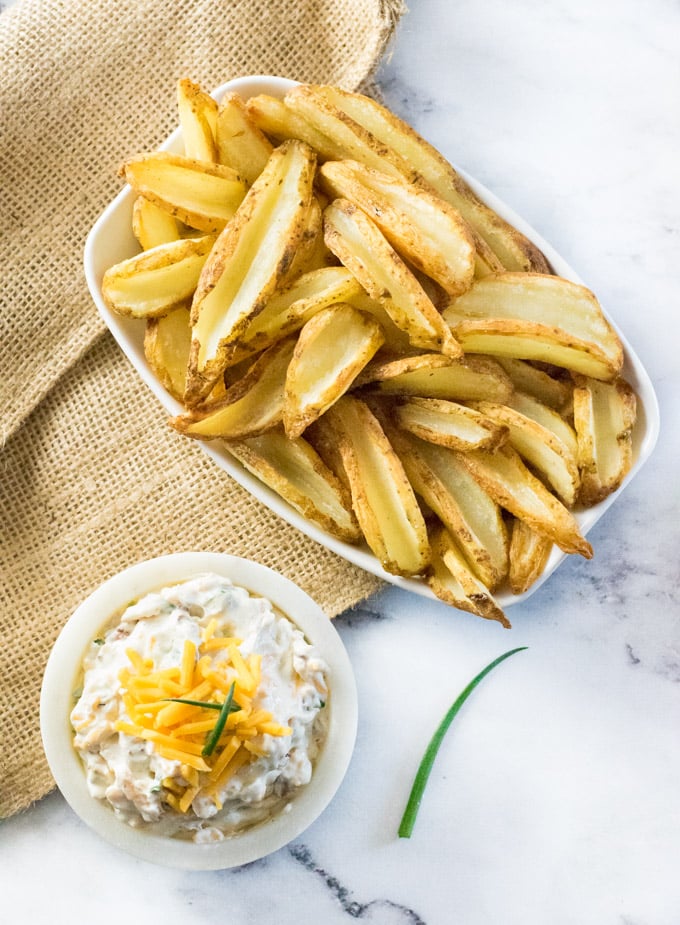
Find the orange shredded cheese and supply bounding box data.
[115,634,291,814]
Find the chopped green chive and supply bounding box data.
[201,681,236,757]
[398,646,528,839]
[163,696,240,712]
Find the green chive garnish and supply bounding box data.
[398,646,527,838]
[201,681,236,757]
[163,697,241,712]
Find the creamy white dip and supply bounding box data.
[70,573,329,842]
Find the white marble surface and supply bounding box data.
[2,0,679,922]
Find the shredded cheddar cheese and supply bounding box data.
[114,637,292,813]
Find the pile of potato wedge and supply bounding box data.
[102,78,638,628]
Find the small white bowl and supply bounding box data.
[40,552,358,869]
[83,75,660,612]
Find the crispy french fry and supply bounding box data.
[310,84,550,274]
[508,518,553,595]
[443,273,624,380]
[177,78,219,162]
[394,397,509,453]
[318,159,475,296]
[382,424,509,591]
[455,445,592,558]
[323,198,462,357]
[186,139,316,403]
[427,525,510,627]
[323,396,431,576]
[132,196,182,250]
[216,91,273,182]
[102,235,215,318]
[356,353,513,403]
[225,431,361,543]
[283,304,384,439]
[573,375,637,505]
[122,152,247,234]
[171,336,296,440]
[471,399,580,506]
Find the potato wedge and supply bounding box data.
[171,336,296,439]
[225,430,361,543]
[186,139,316,403]
[283,304,384,439]
[281,196,326,284]
[102,235,215,318]
[245,94,349,160]
[323,396,430,576]
[507,391,578,458]
[284,84,418,182]
[132,196,182,250]
[508,518,553,596]
[383,425,509,590]
[427,525,509,627]
[496,357,572,411]
[177,78,219,162]
[222,265,363,366]
[572,375,637,505]
[319,159,475,296]
[456,445,592,558]
[341,290,413,355]
[122,152,247,234]
[216,91,273,183]
[394,397,509,452]
[443,273,624,380]
[323,198,462,356]
[144,306,192,400]
[312,84,550,274]
[471,399,580,506]
[357,353,513,403]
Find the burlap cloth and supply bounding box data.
[0,0,407,819]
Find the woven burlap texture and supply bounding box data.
[0,0,406,818]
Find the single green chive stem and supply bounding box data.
[163,696,240,712]
[201,681,236,757]
[398,646,528,839]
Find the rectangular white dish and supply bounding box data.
[84,74,660,612]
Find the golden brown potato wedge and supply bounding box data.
[318,159,475,297]
[506,391,578,458]
[455,445,592,558]
[225,431,361,543]
[280,196,326,284]
[283,304,384,439]
[311,84,550,274]
[508,518,553,596]
[144,306,192,400]
[443,273,624,380]
[177,78,219,162]
[323,396,431,576]
[427,525,510,627]
[215,91,273,183]
[383,425,509,590]
[221,266,363,368]
[245,94,349,160]
[471,399,580,506]
[496,358,572,412]
[572,375,637,505]
[122,152,247,234]
[171,336,296,440]
[357,353,513,403]
[394,397,509,452]
[102,235,215,318]
[132,196,182,250]
[323,198,462,357]
[186,140,316,403]
[285,84,418,182]
[341,290,413,355]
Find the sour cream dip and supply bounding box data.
[70,572,329,843]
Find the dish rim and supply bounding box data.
[40,551,358,869]
[83,74,661,610]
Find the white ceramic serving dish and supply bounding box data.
[40,552,358,869]
[83,75,660,612]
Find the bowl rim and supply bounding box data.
[40,551,358,869]
[83,74,661,610]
